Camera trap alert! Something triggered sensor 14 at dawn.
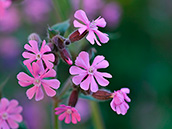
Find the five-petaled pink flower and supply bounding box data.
[70,51,112,92]
[55,104,81,124]
[110,88,131,115]
[0,0,11,19]
[22,40,55,68]
[0,98,23,129]
[17,62,60,101]
[73,10,109,46]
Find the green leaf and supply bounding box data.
[18,122,28,129]
[51,20,70,36]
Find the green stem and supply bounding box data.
[90,101,105,129]
[54,99,59,129]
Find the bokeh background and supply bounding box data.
[0,0,172,129]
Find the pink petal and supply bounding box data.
[72,109,81,122]
[94,30,109,43]
[41,69,56,78]
[26,86,37,100]
[99,72,112,78]
[7,118,19,129]
[42,57,54,68]
[72,73,87,85]
[65,114,71,124]
[3,0,12,8]
[121,88,130,94]
[24,44,35,53]
[32,62,41,77]
[17,72,34,81]
[58,112,67,121]
[75,51,90,69]
[6,100,18,112]
[40,40,51,53]
[73,20,87,34]
[22,52,35,59]
[116,106,121,115]
[71,115,77,124]
[55,109,66,115]
[94,72,109,86]
[35,86,44,101]
[94,60,109,69]
[95,17,106,28]
[8,106,23,114]
[91,55,105,67]
[110,100,116,112]
[80,75,91,91]
[90,76,98,92]
[9,114,23,122]
[86,30,96,45]
[69,66,86,75]
[41,79,60,89]
[0,98,9,111]
[74,10,90,25]
[28,40,39,53]
[42,53,55,62]
[43,84,56,97]
[1,121,10,129]
[24,63,34,76]
[18,81,32,87]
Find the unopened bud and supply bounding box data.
[28,33,42,46]
[52,35,65,50]
[92,89,112,100]
[68,89,79,107]
[59,48,73,65]
[69,30,88,43]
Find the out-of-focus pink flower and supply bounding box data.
[75,99,91,122]
[55,104,81,124]
[23,0,51,22]
[71,0,104,19]
[73,10,109,46]
[70,51,112,92]
[0,98,23,129]
[17,62,60,101]
[0,37,20,58]
[0,0,11,19]
[110,88,131,115]
[22,40,55,68]
[101,2,122,28]
[0,7,20,32]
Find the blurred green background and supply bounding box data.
[0,0,172,129]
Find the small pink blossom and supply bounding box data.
[70,51,112,92]
[55,104,81,124]
[0,0,11,19]
[73,10,109,46]
[22,40,55,68]
[17,62,60,101]
[110,88,131,115]
[0,98,23,129]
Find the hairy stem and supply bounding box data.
[90,101,105,129]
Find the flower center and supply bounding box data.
[66,109,72,114]
[89,21,98,30]
[33,79,41,87]
[36,53,42,60]
[88,67,94,75]
[2,112,8,120]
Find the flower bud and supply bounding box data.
[59,48,73,65]
[92,89,112,100]
[52,35,65,50]
[68,30,88,43]
[28,33,42,46]
[68,89,79,107]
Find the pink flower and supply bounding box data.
[0,98,23,129]
[69,51,112,92]
[22,40,55,68]
[17,62,60,101]
[73,10,109,46]
[0,0,11,19]
[110,88,131,115]
[0,7,20,32]
[55,104,81,124]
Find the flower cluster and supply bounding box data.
[16,9,131,125]
[17,40,60,101]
